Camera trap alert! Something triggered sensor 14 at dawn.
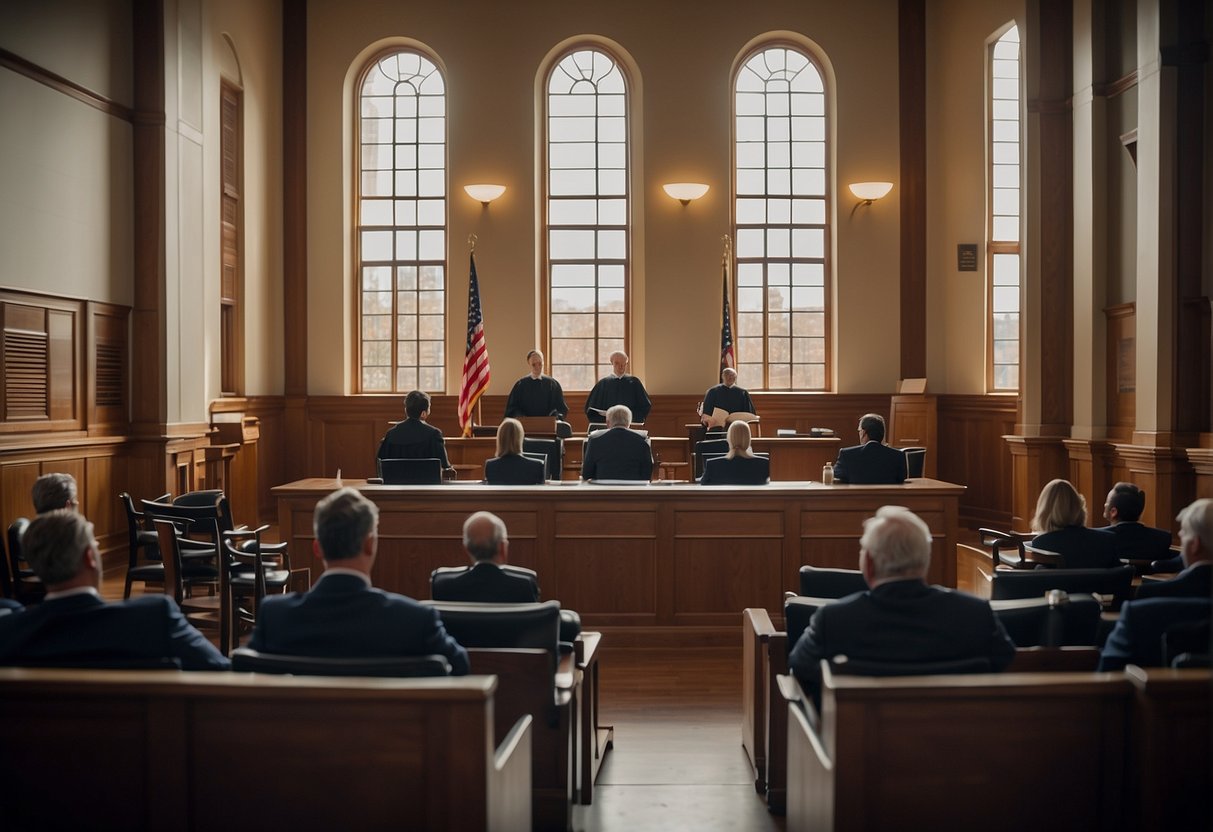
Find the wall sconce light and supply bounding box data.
[848,181,894,206]
[663,182,710,206]
[464,184,506,206]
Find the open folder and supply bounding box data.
[703,407,759,430]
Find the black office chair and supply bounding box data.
[5,518,44,605]
[990,565,1136,611]
[378,457,443,484]
[784,595,835,654]
[230,648,453,677]
[901,447,926,478]
[522,437,563,480]
[798,565,867,599]
[423,600,562,674]
[991,592,1102,647]
[693,438,730,478]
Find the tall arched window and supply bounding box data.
[545,48,629,391]
[357,50,446,393]
[988,25,1021,391]
[733,45,829,391]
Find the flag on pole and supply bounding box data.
[719,256,735,378]
[457,253,490,437]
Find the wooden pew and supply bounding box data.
[0,668,532,832]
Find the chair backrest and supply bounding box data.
[7,654,183,670]
[784,596,835,655]
[1,518,27,600]
[990,565,1136,610]
[151,518,186,602]
[901,446,926,478]
[423,600,561,673]
[693,438,730,477]
[1162,619,1211,667]
[828,654,993,678]
[378,457,443,485]
[522,437,563,480]
[990,593,1103,647]
[798,565,868,599]
[230,647,452,678]
[174,489,236,533]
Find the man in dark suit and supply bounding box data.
[432,511,540,603]
[0,510,229,669]
[1097,482,1175,561]
[1097,597,1212,671]
[581,405,653,481]
[505,349,568,419]
[1135,498,1211,600]
[789,506,1015,703]
[831,413,908,484]
[376,389,454,476]
[248,487,468,673]
[585,351,651,424]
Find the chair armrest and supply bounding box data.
[743,607,777,639]
[776,673,802,703]
[494,713,533,770]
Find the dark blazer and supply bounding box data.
[0,592,229,670]
[484,453,546,485]
[581,426,653,481]
[249,572,469,674]
[1097,597,1212,671]
[0,599,21,616]
[700,455,770,485]
[377,418,450,468]
[585,375,651,423]
[1031,526,1120,569]
[1096,522,1174,560]
[832,441,908,485]
[1135,562,1212,600]
[788,579,1016,700]
[432,562,540,604]
[702,383,755,417]
[505,374,568,419]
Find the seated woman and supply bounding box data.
[1031,478,1119,568]
[700,421,769,485]
[484,418,546,485]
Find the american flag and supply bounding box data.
[719,258,735,377]
[457,253,490,437]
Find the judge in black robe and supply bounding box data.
[505,350,568,418]
[701,367,756,424]
[585,351,651,423]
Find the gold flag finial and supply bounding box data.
[468,233,478,253]
[721,234,732,265]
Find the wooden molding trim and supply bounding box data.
[1093,70,1138,99]
[0,47,137,123]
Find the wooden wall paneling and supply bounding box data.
[243,397,285,521]
[46,307,77,422]
[1063,439,1117,527]
[1,463,41,527]
[282,0,308,484]
[1004,435,1068,530]
[888,394,937,476]
[552,504,658,623]
[1188,448,1213,501]
[1114,444,1192,536]
[0,292,84,433]
[899,0,927,379]
[87,302,131,434]
[670,508,784,622]
[937,395,1017,528]
[1105,303,1135,440]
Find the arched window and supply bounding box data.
[356,50,446,393]
[988,25,1021,391]
[544,48,629,391]
[733,45,829,391]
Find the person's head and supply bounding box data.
[858,413,886,444]
[721,367,738,387]
[858,506,933,587]
[1031,478,1086,533]
[496,417,524,457]
[1104,482,1146,524]
[463,511,508,563]
[404,390,431,420]
[22,509,98,589]
[609,351,628,376]
[313,487,379,566]
[32,473,78,514]
[1176,498,1213,567]
[606,404,632,429]
[725,420,753,459]
[527,349,544,376]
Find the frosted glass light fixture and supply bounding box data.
[662,182,710,205]
[848,181,894,205]
[464,184,507,206]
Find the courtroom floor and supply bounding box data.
[577,647,785,832]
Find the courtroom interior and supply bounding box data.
[0,0,1210,829]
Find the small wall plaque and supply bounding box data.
[957,244,978,272]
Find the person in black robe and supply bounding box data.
[585,351,651,423]
[504,349,568,418]
[701,367,756,426]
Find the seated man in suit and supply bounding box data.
[484,418,546,485]
[249,487,468,673]
[700,367,756,427]
[32,472,79,514]
[504,349,568,420]
[581,404,653,481]
[789,506,1015,704]
[433,511,540,603]
[1030,479,1120,569]
[1097,596,1211,671]
[376,389,455,478]
[700,420,769,485]
[1135,498,1211,600]
[1098,482,1175,562]
[831,413,908,485]
[585,351,651,425]
[0,510,229,669]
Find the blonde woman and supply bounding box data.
[700,421,769,485]
[484,418,545,485]
[1030,478,1119,568]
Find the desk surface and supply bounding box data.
[275,478,965,647]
